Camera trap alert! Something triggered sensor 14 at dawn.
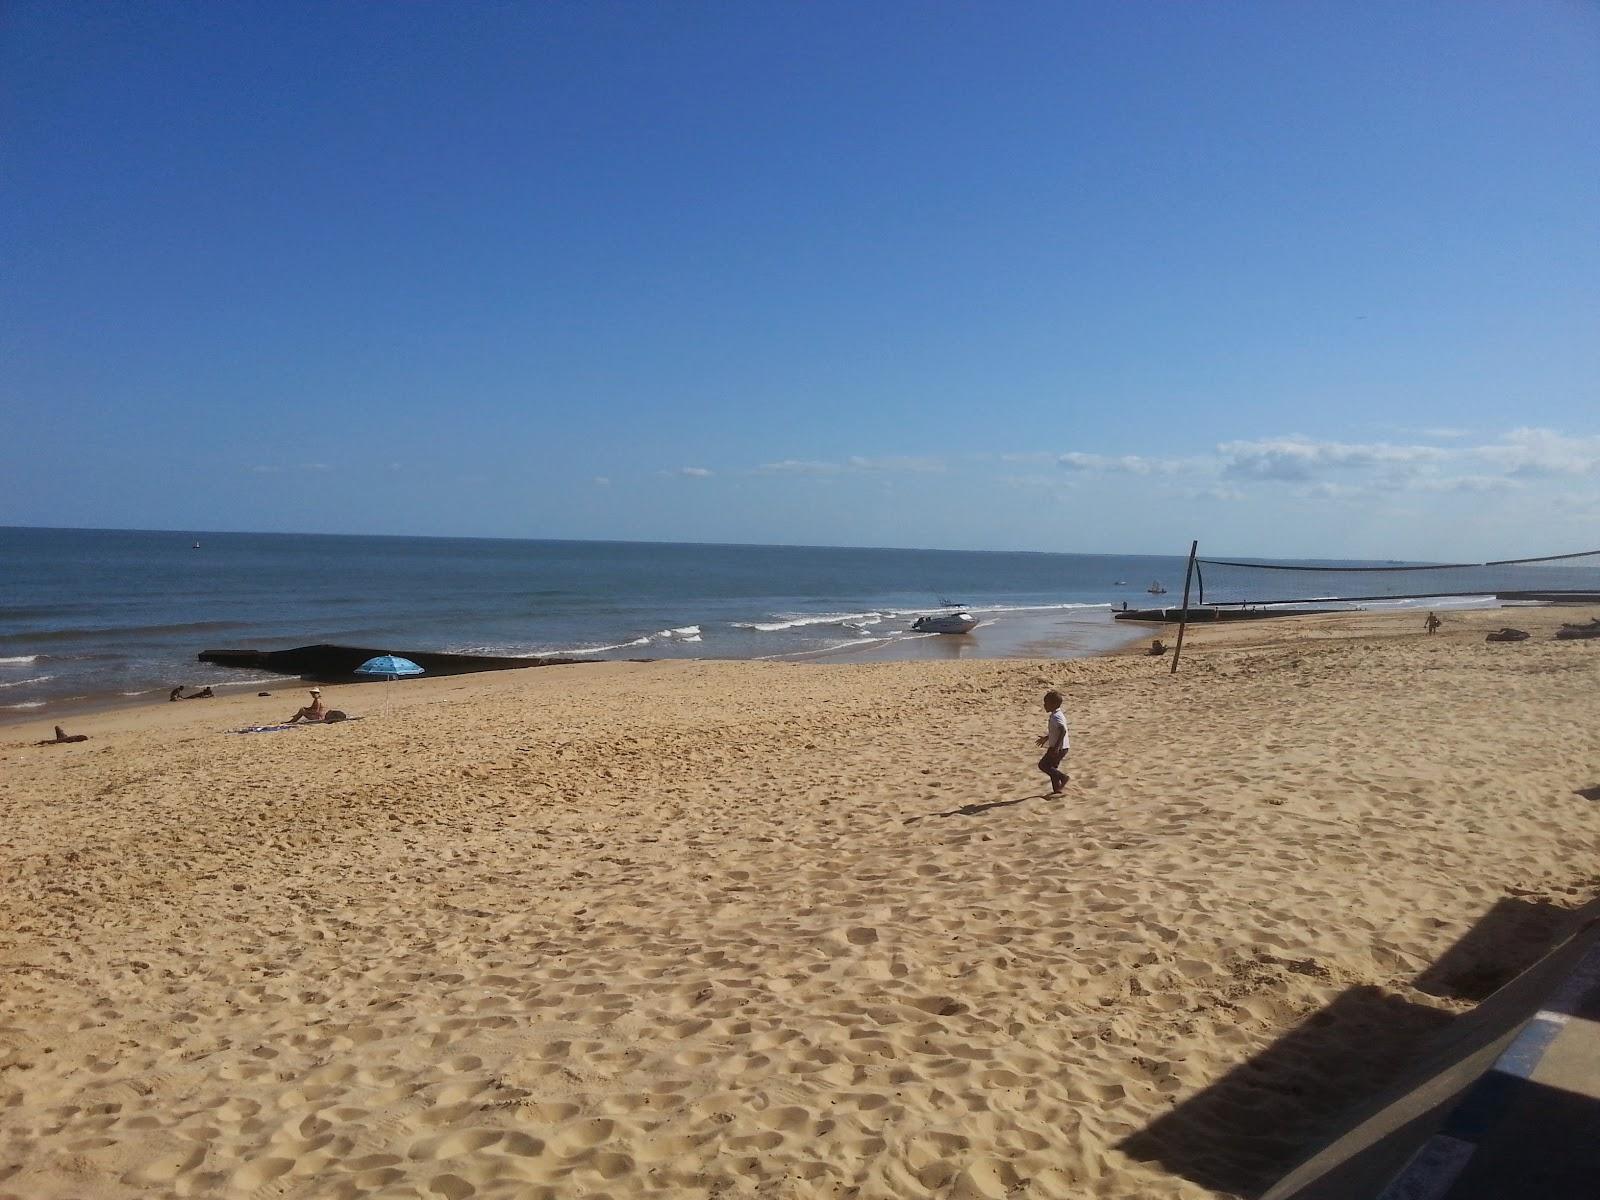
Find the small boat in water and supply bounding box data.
[912,611,979,635]
[1147,581,1167,595]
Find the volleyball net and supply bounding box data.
[1190,547,1600,609]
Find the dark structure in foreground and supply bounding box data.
[199,644,584,681]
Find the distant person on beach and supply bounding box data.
[1425,612,1442,635]
[35,725,88,745]
[1148,639,1167,656]
[170,685,214,700]
[1034,690,1070,795]
[285,688,327,723]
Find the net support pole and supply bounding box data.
[1170,540,1198,675]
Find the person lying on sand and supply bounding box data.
[169,685,214,700]
[35,725,88,745]
[285,688,328,723]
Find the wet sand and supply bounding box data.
[2,606,1598,1199]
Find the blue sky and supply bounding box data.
[4,2,1596,558]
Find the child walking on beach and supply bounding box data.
[1035,690,1069,794]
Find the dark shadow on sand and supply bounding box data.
[903,789,1062,823]
[1117,895,1596,1198]
[1575,784,1600,802]
[1117,987,1454,1198]
[1412,895,1577,1002]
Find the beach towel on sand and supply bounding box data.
[232,716,361,734]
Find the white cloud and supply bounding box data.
[676,466,712,478]
[1216,429,1600,488]
[757,459,844,475]
[846,455,945,473]
[1218,436,1449,481]
[1057,451,1181,475]
[1298,481,1365,500]
[593,476,611,487]
[1470,428,1600,478]
[753,455,945,475]
[1001,474,1075,492]
[1411,474,1518,494]
[737,428,1597,530]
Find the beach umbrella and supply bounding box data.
[355,654,424,680]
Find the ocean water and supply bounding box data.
[1,527,1190,713]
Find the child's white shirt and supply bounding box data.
[1046,709,1069,749]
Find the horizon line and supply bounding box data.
[0,522,1208,561]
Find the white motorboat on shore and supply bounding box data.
[912,611,979,635]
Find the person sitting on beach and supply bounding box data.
[1148,639,1167,656]
[170,685,214,700]
[1034,690,1070,795]
[1425,612,1442,635]
[285,687,327,723]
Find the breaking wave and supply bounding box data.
[733,611,889,633]
[556,636,654,655]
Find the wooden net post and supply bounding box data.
[1170,540,1198,675]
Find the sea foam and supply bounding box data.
[558,636,653,655]
[733,612,888,633]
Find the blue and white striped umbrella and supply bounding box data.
[354,654,424,679]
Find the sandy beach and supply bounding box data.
[3,606,1599,1199]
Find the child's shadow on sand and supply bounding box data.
[905,784,1066,823]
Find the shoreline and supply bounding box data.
[6,602,1591,739]
[0,603,1151,731]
